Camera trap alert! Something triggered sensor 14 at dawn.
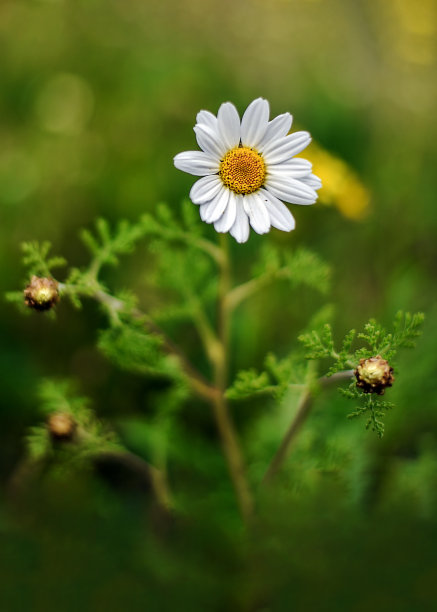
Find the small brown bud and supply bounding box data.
[24,276,59,311]
[355,355,394,395]
[48,412,76,442]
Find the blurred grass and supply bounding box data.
[1,0,437,609]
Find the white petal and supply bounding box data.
[214,191,237,233]
[263,132,311,165]
[174,151,220,176]
[259,188,295,231]
[266,175,318,205]
[300,173,322,190]
[190,175,222,204]
[240,98,270,148]
[199,187,229,223]
[194,124,227,159]
[217,102,240,149]
[196,110,218,130]
[229,196,250,243]
[267,158,312,178]
[259,113,293,151]
[243,192,270,235]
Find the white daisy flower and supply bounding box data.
[174,98,322,243]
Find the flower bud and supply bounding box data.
[24,276,59,311]
[48,412,76,442]
[355,355,394,395]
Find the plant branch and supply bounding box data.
[59,283,218,403]
[187,296,222,367]
[8,449,172,512]
[211,393,254,521]
[225,268,289,313]
[211,235,254,522]
[94,450,173,509]
[154,230,223,266]
[192,236,224,265]
[262,369,354,485]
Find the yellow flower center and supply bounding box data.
[219,146,266,195]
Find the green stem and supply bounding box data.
[225,267,289,313]
[211,234,254,522]
[192,236,224,265]
[188,297,222,367]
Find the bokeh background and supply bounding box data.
[1,0,437,610]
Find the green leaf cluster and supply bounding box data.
[80,217,148,273]
[97,320,185,384]
[21,241,67,278]
[299,311,424,435]
[26,379,123,462]
[341,384,395,438]
[252,244,331,295]
[299,311,424,375]
[141,199,206,245]
[226,353,306,401]
[355,311,425,361]
[142,202,218,324]
[150,242,216,323]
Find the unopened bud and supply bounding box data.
[48,412,76,442]
[355,355,394,395]
[24,276,59,311]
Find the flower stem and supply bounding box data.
[262,370,354,485]
[211,234,254,521]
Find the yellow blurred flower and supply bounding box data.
[304,144,370,220]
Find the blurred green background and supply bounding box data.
[1,0,437,610]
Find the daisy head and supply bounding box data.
[174,98,322,243]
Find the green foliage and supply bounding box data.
[332,330,357,373]
[225,369,273,400]
[80,217,149,273]
[355,311,425,361]
[21,241,66,278]
[283,247,331,294]
[97,320,185,383]
[299,311,424,374]
[252,244,331,295]
[341,384,395,438]
[9,198,427,455]
[141,200,206,245]
[142,202,218,324]
[264,352,308,394]
[26,379,123,462]
[298,323,336,361]
[299,311,424,435]
[37,378,90,418]
[150,240,217,322]
[226,353,306,401]
[4,290,27,307]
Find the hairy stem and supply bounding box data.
[262,370,354,485]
